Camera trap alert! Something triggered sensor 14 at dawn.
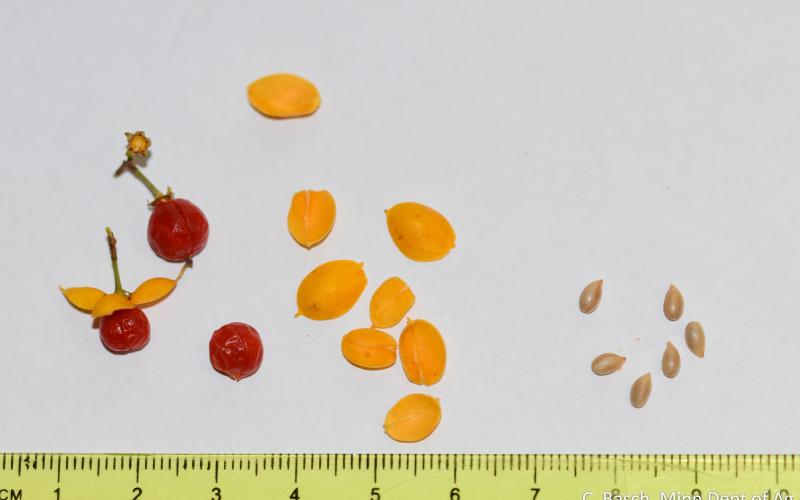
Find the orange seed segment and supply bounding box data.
[296,260,367,320]
[383,393,441,443]
[370,277,416,328]
[399,319,446,386]
[247,73,320,118]
[341,328,397,369]
[385,202,455,262]
[287,190,336,249]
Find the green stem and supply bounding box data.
[128,163,165,200]
[106,227,124,294]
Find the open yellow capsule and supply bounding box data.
[287,190,336,249]
[384,393,441,443]
[341,328,397,369]
[247,73,320,118]
[385,202,455,262]
[399,319,446,386]
[296,260,367,320]
[369,277,415,328]
[61,228,190,320]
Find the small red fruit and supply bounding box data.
[99,307,150,353]
[209,322,264,381]
[116,131,210,262]
[148,198,209,261]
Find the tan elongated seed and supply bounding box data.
[579,279,603,314]
[685,321,705,358]
[591,353,626,375]
[663,284,684,321]
[630,373,652,408]
[661,341,681,378]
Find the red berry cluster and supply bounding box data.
[62,132,263,381]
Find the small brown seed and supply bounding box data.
[579,279,603,314]
[663,284,684,321]
[591,353,626,375]
[661,341,681,378]
[685,321,705,358]
[630,373,652,408]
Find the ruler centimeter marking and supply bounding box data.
[0,454,797,499]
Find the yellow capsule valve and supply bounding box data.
[383,393,441,443]
[287,189,336,249]
[369,276,415,328]
[91,292,135,319]
[60,286,105,312]
[296,260,367,320]
[247,73,320,118]
[341,328,397,369]
[398,318,446,386]
[385,202,455,262]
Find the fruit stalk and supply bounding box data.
[116,158,167,201]
[105,227,124,294]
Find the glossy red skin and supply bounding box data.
[148,198,209,262]
[209,322,263,381]
[99,307,150,353]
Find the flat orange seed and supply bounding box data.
[399,318,446,386]
[287,190,336,249]
[296,260,367,320]
[369,277,415,328]
[247,73,320,118]
[385,202,455,262]
[341,328,397,369]
[384,393,441,443]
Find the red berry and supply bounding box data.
[209,322,263,381]
[99,307,150,353]
[148,198,209,262]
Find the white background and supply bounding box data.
[0,0,799,453]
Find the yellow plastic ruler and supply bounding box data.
[0,454,797,499]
